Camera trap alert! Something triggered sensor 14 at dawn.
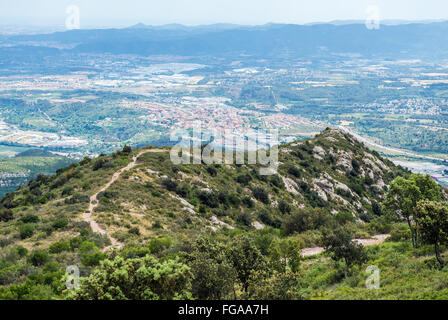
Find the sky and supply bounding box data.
[1,0,448,27]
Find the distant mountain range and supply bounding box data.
[3,20,448,59]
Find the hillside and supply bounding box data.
[0,128,417,299]
[0,128,406,248]
[0,151,74,199]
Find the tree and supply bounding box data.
[188,238,236,300]
[322,228,366,277]
[282,208,332,235]
[414,201,448,267]
[268,238,302,273]
[412,174,443,201]
[226,235,266,292]
[65,255,192,300]
[122,145,132,154]
[384,174,442,247]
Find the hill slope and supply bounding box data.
[0,128,407,252]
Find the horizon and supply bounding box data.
[1,18,448,35]
[2,0,448,29]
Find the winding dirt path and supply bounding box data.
[82,149,167,251]
[301,234,390,257]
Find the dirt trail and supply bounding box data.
[82,149,167,251]
[301,234,390,257]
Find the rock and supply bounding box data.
[313,178,333,190]
[252,221,266,230]
[313,146,326,157]
[211,216,234,230]
[363,158,382,174]
[281,175,300,195]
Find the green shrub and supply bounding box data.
[79,242,105,266]
[149,238,172,254]
[61,186,74,196]
[252,187,269,204]
[335,212,355,225]
[162,178,178,192]
[237,212,253,227]
[0,209,13,222]
[20,215,39,224]
[52,217,69,230]
[19,224,35,239]
[28,250,49,266]
[236,174,252,185]
[278,200,291,214]
[287,166,301,178]
[49,241,71,254]
[15,246,28,257]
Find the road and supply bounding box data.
[301,234,390,257]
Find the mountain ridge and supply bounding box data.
[5,21,448,59]
[0,128,409,253]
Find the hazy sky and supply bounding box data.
[1,0,448,27]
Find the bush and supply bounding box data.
[1,193,18,209]
[0,209,13,222]
[198,191,219,208]
[79,157,91,165]
[335,212,355,225]
[19,224,35,239]
[287,166,301,178]
[278,200,291,214]
[252,187,269,204]
[176,184,190,198]
[28,250,49,266]
[258,209,281,228]
[371,201,383,216]
[20,215,39,224]
[389,227,411,242]
[236,174,252,185]
[206,166,217,176]
[270,175,284,189]
[162,178,178,192]
[69,237,83,250]
[237,212,253,227]
[49,241,71,254]
[50,176,68,189]
[65,255,191,300]
[65,193,89,204]
[16,246,28,257]
[242,197,254,208]
[52,217,69,230]
[61,186,74,196]
[282,208,332,235]
[148,238,172,254]
[79,242,105,266]
[93,158,113,171]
